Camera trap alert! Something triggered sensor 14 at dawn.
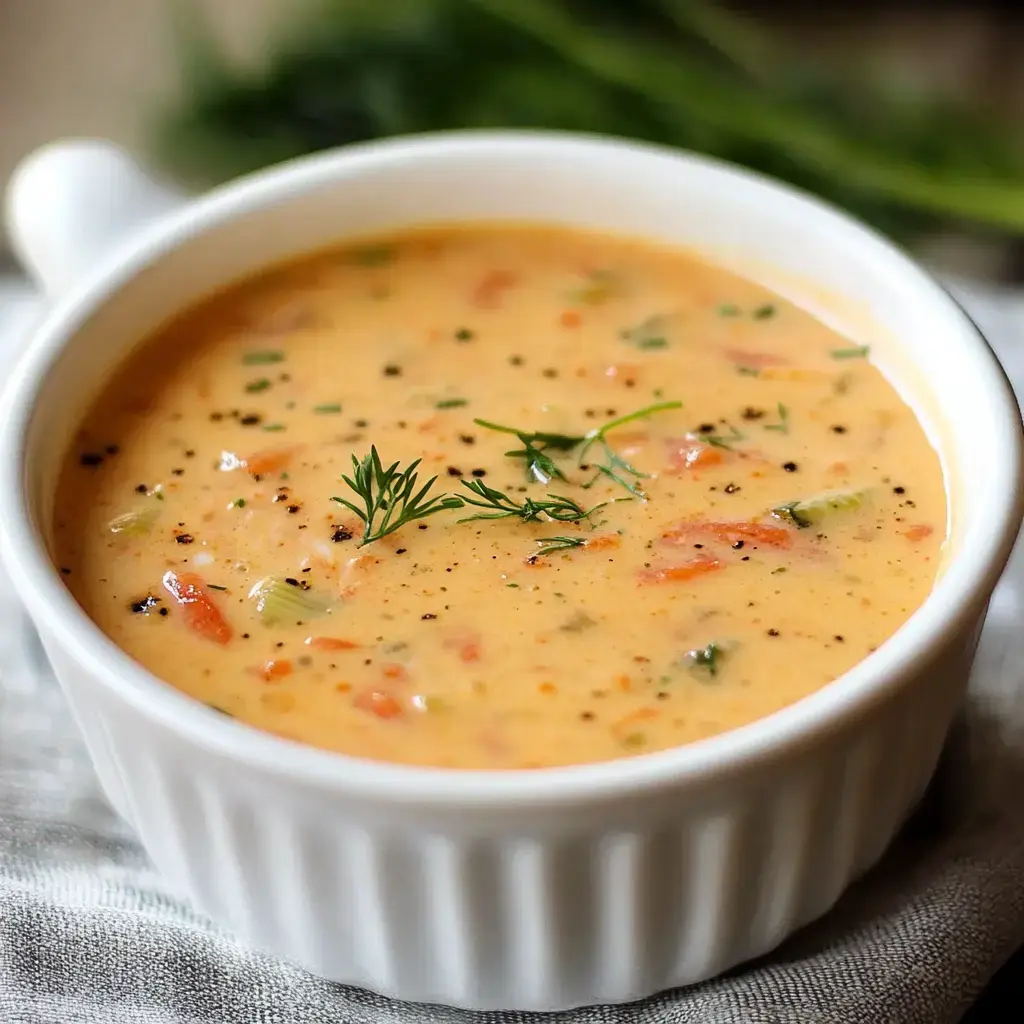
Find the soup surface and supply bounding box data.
[53,225,946,769]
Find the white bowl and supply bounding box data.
[1,133,1021,1011]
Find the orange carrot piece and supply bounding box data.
[472,270,517,309]
[613,707,660,732]
[903,524,934,542]
[638,555,723,585]
[583,533,622,551]
[245,446,296,478]
[663,521,794,550]
[354,689,404,719]
[725,348,787,368]
[382,663,408,681]
[161,571,233,644]
[253,659,292,682]
[666,439,725,474]
[560,309,582,328]
[305,637,360,651]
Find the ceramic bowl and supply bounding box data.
[1,133,1021,1011]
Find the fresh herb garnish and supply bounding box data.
[831,345,870,360]
[717,303,741,317]
[232,498,246,508]
[457,480,619,524]
[686,641,725,678]
[245,378,272,393]
[332,447,464,546]
[753,303,777,320]
[620,314,670,350]
[435,398,469,409]
[534,535,587,557]
[570,269,620,305]
[475,401,682,498]
[737,365,761,377]
[241,350,285,365]
[770,500,812,529]
[313,403,342,414]
[262,423,287,432]
[764,402,790,434]
[703,424,745,450]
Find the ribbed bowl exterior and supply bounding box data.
[40,614,980,1011]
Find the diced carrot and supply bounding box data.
[252,659,292,682]
[583,533,621,551]
[667,439,725,474]
[245,447,296,478]
[613,707,660,733]
[637,555,723,585]
[444,632,482,663]
[662,521,794,550]
[382,663,408,681]
[903,524,934,542]
[472,270,517,309]
[560,309,582,328]
[725,348,787,368]
[161,571,233,644]
[354,689,404,719]
[305,637,360,651]
[459,641,481,663]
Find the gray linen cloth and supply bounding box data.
[1,278,1023,1024]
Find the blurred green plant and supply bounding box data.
[154,0,1024,241]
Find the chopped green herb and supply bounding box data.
[435,398,469,409]
[506,582,520,588]
[245,378,272,393]
[622,732,647,749]
[232,498,246,508]
[347,244,394,267]
[454,327,474,341]
[685,641,725,678]
[313,403,342,414]
[457,480,622,524]
[753,303,777,320]
[475,401,683,498]
[771,566,787,575]
[764,402,790,434]
[831,345,870,360]
[737,366,761,377]
[703,424,745,450]
[620,314,670,350]
[332,447,464,546]
[241,350,285,365]
[570,268,621,305]
[262,424,286,432]
[535,535,587,558]
[717,303,741,317]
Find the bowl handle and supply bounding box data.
[4,139,185,299]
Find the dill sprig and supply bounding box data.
[457,480,619,524]
[534,535,587,557]
[331,447,464,546]
[474,400,682,497]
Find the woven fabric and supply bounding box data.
[1,280,1023,1024]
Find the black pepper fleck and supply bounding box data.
[158,607,169,617]
[542,368,558,378]
[767,628,780,637]
[286,505,301,514]
[459,434,476,445]
[783,461,798,472]
[284,578,299,586]
[105,444,120,456]
[741,407,765,421]
[383,364,402,377]
[893,486,906,494]
[331,526,353,542]
[171,468,185,476]
[471,468,487,478]
[732,540,745,549]
[135,484,147,494]
[834,634,845,642]
[447,466,464,477]
[724,483,741,494]
[240,414,261,426]
[421,613,437,620]
[396,548,407,555]
[174,534,194,545]
[79,453,104,467]
[831,425,847,434]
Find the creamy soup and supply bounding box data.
[53,225,946,769]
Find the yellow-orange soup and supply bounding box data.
[53,225,946,768]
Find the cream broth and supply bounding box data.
[53,225,946,769]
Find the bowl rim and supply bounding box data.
[1,129,1021,808]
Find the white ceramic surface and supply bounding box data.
[0,134,1021,1011]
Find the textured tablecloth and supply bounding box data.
[1,278,1024,1024]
